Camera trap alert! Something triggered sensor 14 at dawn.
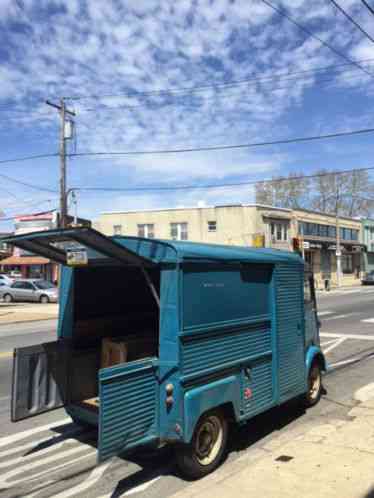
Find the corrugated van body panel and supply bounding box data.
[181,321,271,377]
[242,357,273,416]
[98,359,158,461]
[275,262,306,402]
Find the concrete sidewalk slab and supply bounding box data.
[173,401,374,498]
[0,303,58,324]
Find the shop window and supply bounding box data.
[138,224,154,239]
[207,221,217,232]
[342,254,353,273]
[170,222,188,241]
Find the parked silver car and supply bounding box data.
[0,279,58,303]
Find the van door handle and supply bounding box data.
[244,367,252,380]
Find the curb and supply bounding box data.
[0,316,57,326]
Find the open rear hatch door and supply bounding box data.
[2,227,156,268]
[12,341,70,421]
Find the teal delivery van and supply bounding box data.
[6,227,325,479]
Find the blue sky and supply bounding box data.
[0,0,374,230]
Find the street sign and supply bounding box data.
[303,241,310,249]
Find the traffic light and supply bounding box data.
[292,237,302,253]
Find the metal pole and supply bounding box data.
[59,99,67,228]
[336,204,342,287]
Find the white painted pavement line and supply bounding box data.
[321,339,341,347]
[95,475,163,498]
[0,417,71,448]
[0,430,95,469]
[323,313,357,321]
[323,337,346,355]
[0,426,85,459]
[0,443,95,488]
[328,357,362,368]
[317,310,335,316]
[361,318,374,323]
[0,395,10,401]
[48,461,112,498]
[321,332,374,341]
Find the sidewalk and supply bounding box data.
[173,395,374,498]
[0,302,58,324]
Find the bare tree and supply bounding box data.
[255,172,310,209]
[256,169,374,217]
[311,169,374,217]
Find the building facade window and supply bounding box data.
[137,224,154,238]
[270,221,288,242]
[207,221,217,232]
[342,254,353,273]
[113,225,122,235]
[299,221,358,241]
[170,222,188,240]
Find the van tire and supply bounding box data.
[304,360,322,408]
[175,409,228,480]
[40,295,49,304]
[3,293,13,303]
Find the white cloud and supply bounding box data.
[0,0,373,221]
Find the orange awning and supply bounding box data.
[0,256,50,266]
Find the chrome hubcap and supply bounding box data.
[309,365,321,400]
[195,416,223,466]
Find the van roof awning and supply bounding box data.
[2,227,156,267]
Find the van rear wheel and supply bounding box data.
[175,409,228,480]
[304,361,322,408]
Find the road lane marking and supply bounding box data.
[0,351,12,359]
[5,451,95,490]
[323,313,357,321]
[0,426,84,459]
[328,357,362,368]
[96,475,162,498]
[50,461,112,498]
[318,311,334,316]
[361,318,374,323]
[0,430,95,469]
[0,395,10,401]
[320,332,374,341]
[0,417,71,448]
[0,443,94,488]
[323,337,346,354]
[354,383,374,402]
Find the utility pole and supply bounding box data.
[336,190,342,287]
[46,99,76,228]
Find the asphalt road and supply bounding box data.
[0,289,373,498]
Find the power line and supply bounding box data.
[70,165,374,193]
[0,172,58,193]
[81,68,374,115]
[260,0,374,78]
[361,0,374,16]
[328,0,374,43]
[68,126,374,157]
[65,58,374,103]
[0,153,58,165]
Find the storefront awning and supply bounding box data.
[0,256,50,266]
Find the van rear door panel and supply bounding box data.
[12,341,69,421]
[98,358,159,462]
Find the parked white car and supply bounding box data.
[0,274,13,286]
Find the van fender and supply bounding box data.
[183,375,241,443]
[306,345,327,374]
